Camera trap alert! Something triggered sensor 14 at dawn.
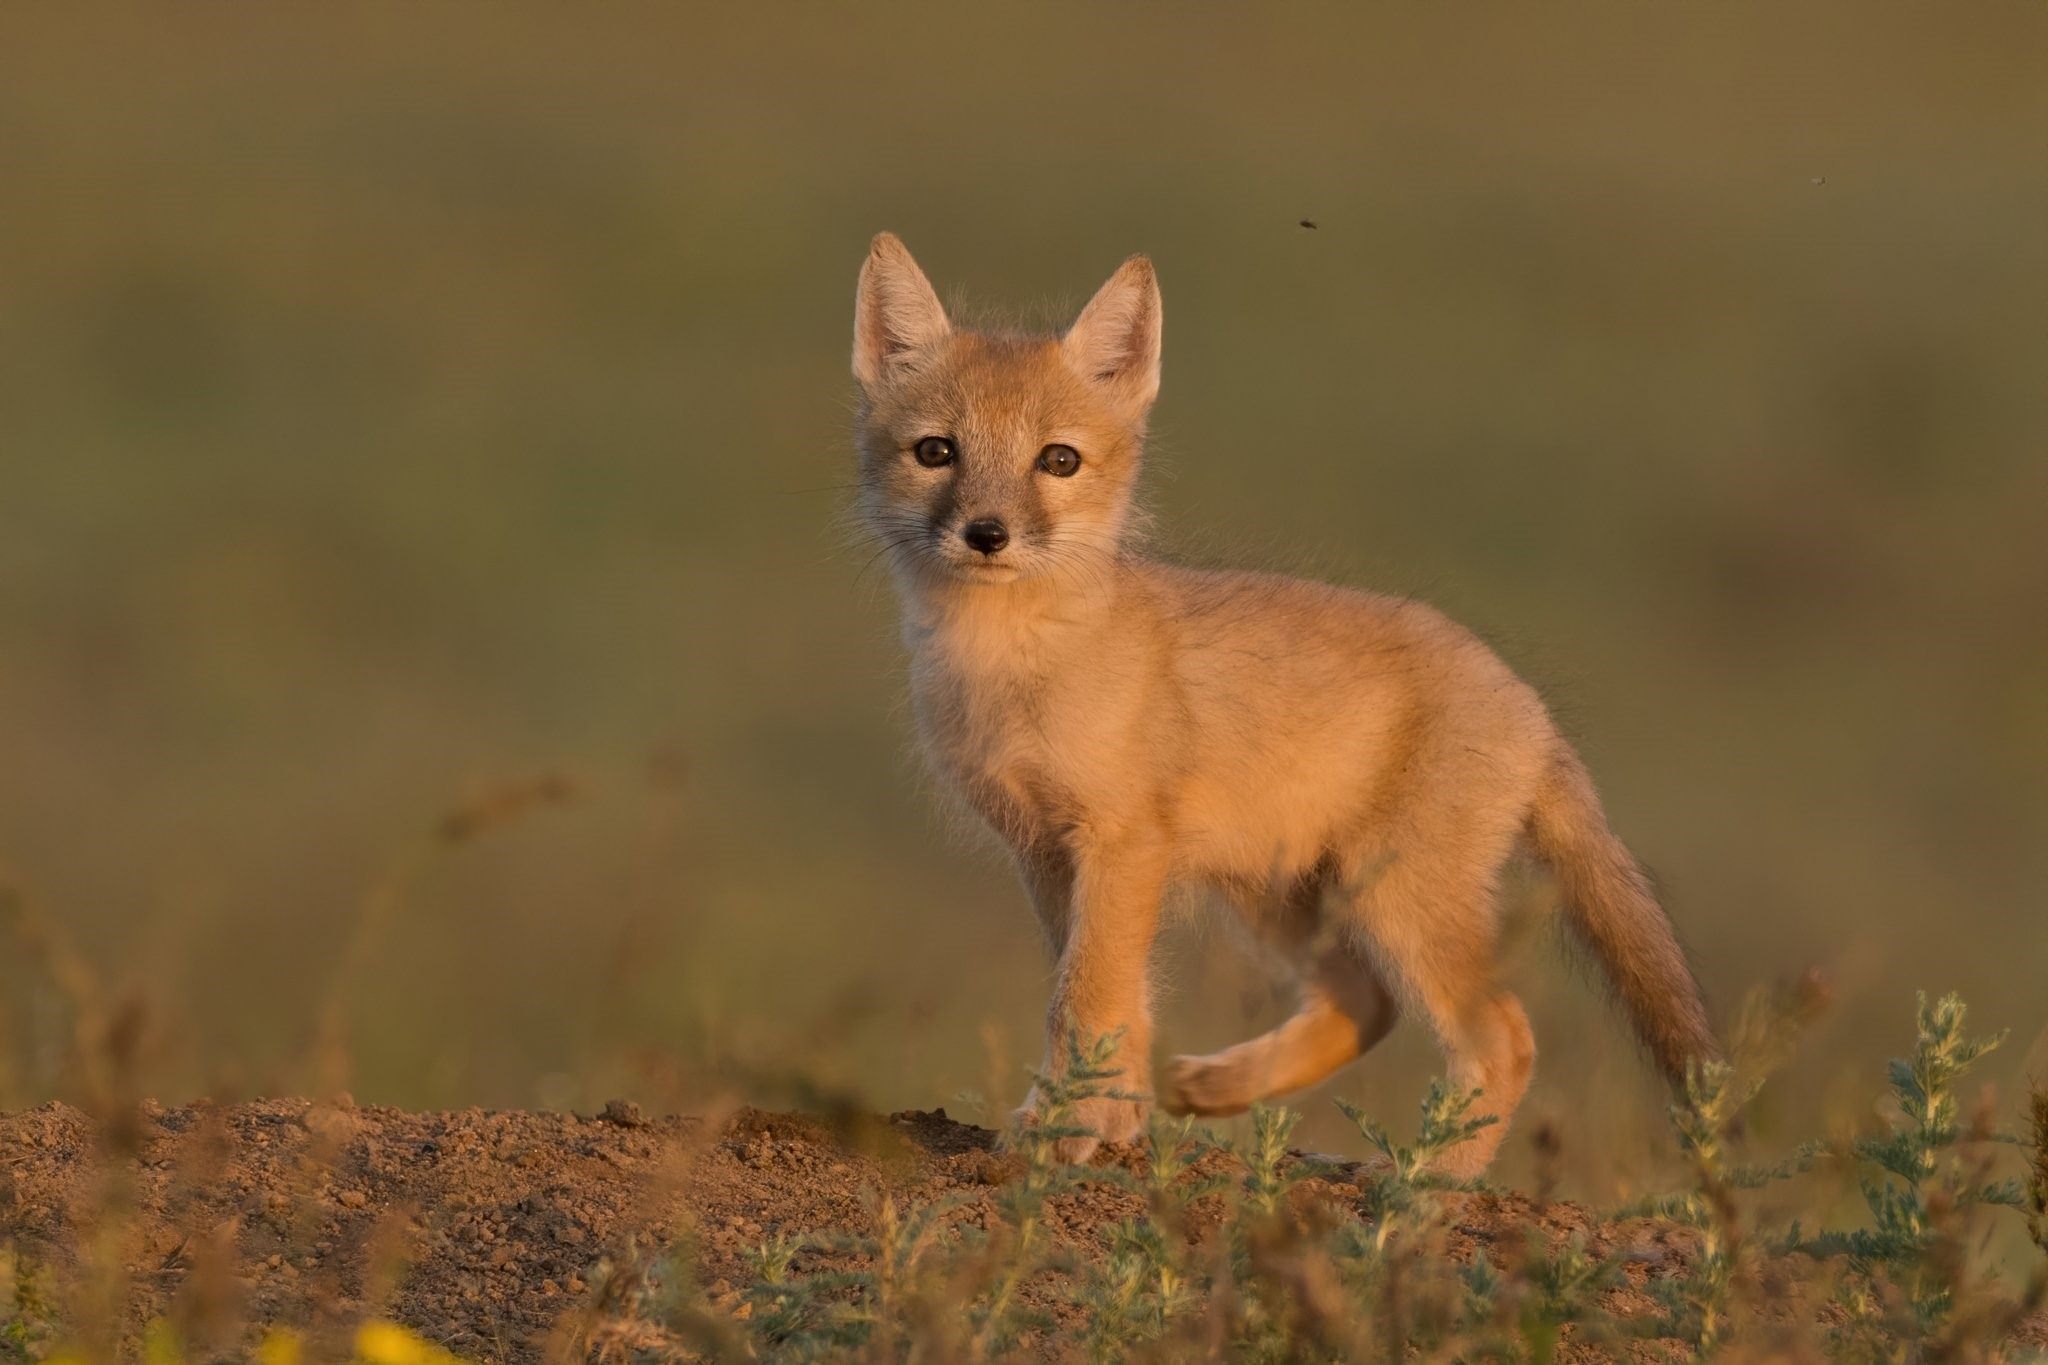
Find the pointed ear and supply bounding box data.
[1062,255,1161,411]
[853,233,950,388]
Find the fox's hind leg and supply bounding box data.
[1163,940,1396,1116]
[1346,845,1535,1179]
[1163,870,1398,1117]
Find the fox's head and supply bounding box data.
[851,233,1161,589]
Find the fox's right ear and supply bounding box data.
[853,233,950,388]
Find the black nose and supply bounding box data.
[962,518,1009,555]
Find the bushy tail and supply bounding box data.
[1526,747,1718,1083]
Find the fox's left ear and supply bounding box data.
[1062,255,1162,412]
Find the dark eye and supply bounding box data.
[905,437,950,470]
[1037,444,1081,477]
[912,436,956,467]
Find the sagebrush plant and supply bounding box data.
[1626,985,1822,1351]
[1796,993,2031,1350]
[1511,1232,1624,1365]
[1336,1081,1495,1253]
[1324,1083,1500,1358]
[975,1031,1138,1355]
[1074,1114,1218,1358]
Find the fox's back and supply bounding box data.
[1137,560,1556,875]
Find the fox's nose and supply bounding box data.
[962,518,1009,556]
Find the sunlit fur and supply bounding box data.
[851,233,1717,1172]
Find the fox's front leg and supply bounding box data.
[1014,837,1169,1162]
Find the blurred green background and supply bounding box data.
[2,3,2044,1197]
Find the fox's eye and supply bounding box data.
[912,436,956,468]
[1037,444,1081,477]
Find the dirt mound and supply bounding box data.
[5,1099,2040,1361]
[0,1098,1682,1360]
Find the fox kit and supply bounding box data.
[851,234,1716,1173]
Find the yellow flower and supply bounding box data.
[259,1328,305,1365]
[353,1321,463,1365]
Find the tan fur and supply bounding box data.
[850,233,1717,1171]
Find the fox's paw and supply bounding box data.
[1161,1051,1259,1118]
[1012,1089,1148,1164]
[1421,1126,1506,1182]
